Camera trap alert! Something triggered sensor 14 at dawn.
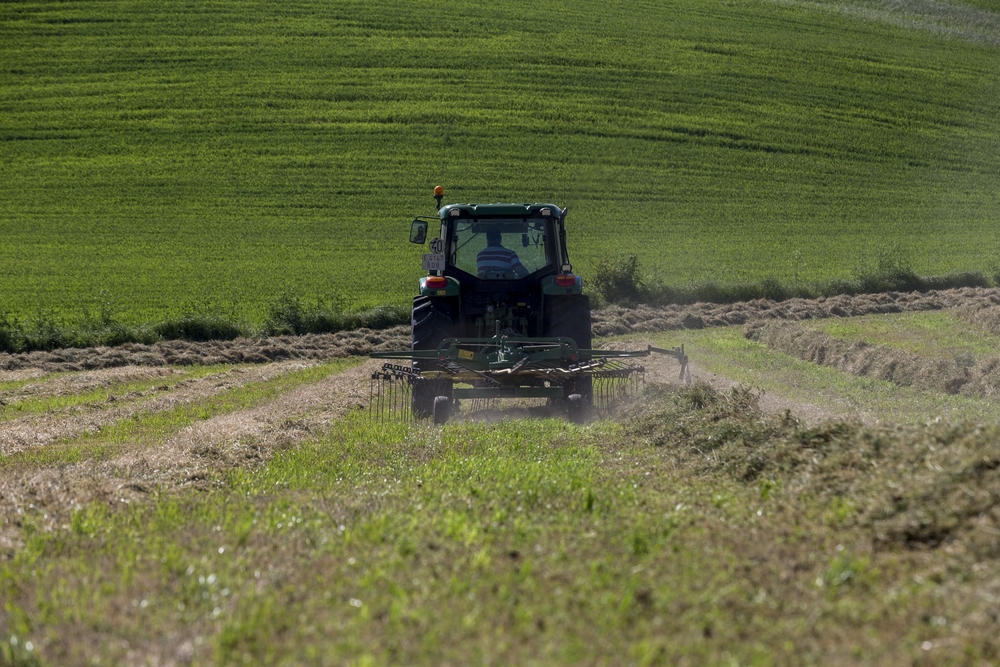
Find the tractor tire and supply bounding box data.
[412,296,457,418]
[544,295,593,413]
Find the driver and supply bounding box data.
[477,229,528,279]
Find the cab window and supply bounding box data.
[450,219,552,280]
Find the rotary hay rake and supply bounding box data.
[369,334,689,423]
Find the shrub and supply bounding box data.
[261,295,408,336]
[0,313,22,354]
[851,245,922,293]
[592,254,644,305]
[154,315,246,341]
[263,294,306,336]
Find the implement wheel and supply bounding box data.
[413,379,453,421]
[433,396,450,425]
[566,393,585,424]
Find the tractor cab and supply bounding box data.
[442,206,560,281]
[451,217,548,280]
[404,187,593,417]
[410,198,582,339]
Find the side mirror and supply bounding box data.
[410,219,428,244]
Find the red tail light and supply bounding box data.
[426,276,447,288]
[554,274,576,287]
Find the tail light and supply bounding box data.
[554,274,576,287]
[426,276,447,288]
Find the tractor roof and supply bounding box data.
[438,203,563,219]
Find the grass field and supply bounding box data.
[7,2,1000,657]
[2,0,1000,326]
[5,351,1000,664]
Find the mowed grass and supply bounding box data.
[633,325,1000,424]
[0,365,230,422]
[0,358,360,471]
[5,403,1000,665]
[2,0,1000,324]
[803,310,1000,359]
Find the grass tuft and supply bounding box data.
[154,315,246,342]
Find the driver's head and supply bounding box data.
[486,229,503,246]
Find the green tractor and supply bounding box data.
[411,188,593,416]
[370,187,688,424]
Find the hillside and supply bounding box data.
[2,0,1000,325]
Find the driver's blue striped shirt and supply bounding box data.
[477,246,520,274]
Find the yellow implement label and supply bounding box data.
[458,349,475,360]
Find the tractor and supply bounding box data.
[370,186,688,424]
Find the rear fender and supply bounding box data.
[540,275,583,295]
[419,276,461,297]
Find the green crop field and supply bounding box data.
[2,0,1000,327]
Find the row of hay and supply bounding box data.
[592,286,1000,337]
[0,327,410,373]
[746,321,1000,398]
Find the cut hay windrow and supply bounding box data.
[592,286,1000,337]
[953,302,1000,339]
[748,320,1000,398]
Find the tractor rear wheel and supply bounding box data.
[545,295,593,414]
[411,296,457,418]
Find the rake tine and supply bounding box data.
[378,375,386,422]
[392,374,400,420]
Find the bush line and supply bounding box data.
[592,254,993,307]
[0,263,992,354]
[0,297,410,355]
